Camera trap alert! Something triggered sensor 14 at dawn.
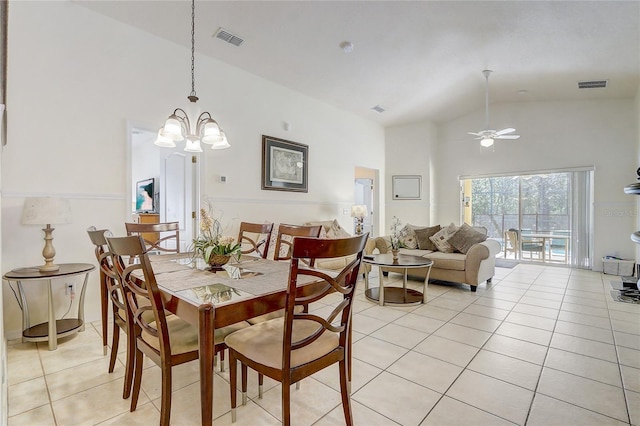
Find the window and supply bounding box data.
[462,169,593,268]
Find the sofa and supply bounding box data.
[372,222,501,292]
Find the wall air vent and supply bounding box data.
[578,80,607,89]
[214,28,244,47]
[371,105,385,113]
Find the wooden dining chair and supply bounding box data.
[225,233,368,425]
[503,230,520,259]
[87,226,135,399]
[273,224,322,263]
[237,222,274,259]
[105,234,248,426]
[246,224,322,327]
[125,221,180,254]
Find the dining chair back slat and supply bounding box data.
[125,221,180,254]
[273,224,322,264]
[237,222,274,259]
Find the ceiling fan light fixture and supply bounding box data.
[481,138,494,148]
[469,69,520,148]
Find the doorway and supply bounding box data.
[128,125,197,251]
[354,166,378,237]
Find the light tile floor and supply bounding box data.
[7,263,640,425]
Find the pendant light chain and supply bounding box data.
[190,0,197,99]
[154,0,231,151]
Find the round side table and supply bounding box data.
[4,263,95,350]
[362,253,433,306]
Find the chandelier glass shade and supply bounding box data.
[154,0,229,152]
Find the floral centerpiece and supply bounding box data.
[390,216,404,259]
[192,207,240,268]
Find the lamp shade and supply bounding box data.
[201,120,222,144]
[153,128,176,148]
[163,115,184,141]
[184,136,203,153]
[351,205,368,218]
[480,137,494,148]
[22,197,72,225]
[211,131,230,150]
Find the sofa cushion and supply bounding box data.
[429,223,459,253]
[425,251,467,271]
[398,248,433,257]
[448,223,488,254]
[326,219,350,238]
[415,225,441,251]
[399,224,418,249]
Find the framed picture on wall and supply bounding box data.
[392,175,421,200]
[261,135,308,192]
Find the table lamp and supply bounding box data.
[351,205,368,235]
[22,197,72,272]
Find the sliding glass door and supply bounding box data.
[462,169,593,268]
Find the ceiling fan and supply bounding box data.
[468,70,520,148]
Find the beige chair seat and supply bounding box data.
[247,305,304,325]
[226,317,338,370]
[143,316,249,355]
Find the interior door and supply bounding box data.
[161,150,196,252]
[355,178,374,236]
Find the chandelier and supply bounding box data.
[154,0,229,152]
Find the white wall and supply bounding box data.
[1,2,384,338]
[635,86,640,264]
[383,121,437,232]
[435,98,637,271]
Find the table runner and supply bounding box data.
[150,257,325,296]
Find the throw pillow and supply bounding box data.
[415,225,441,251]
[326,219,350,238]
[429,222,459,253]
[399,224,418,249]
[448,223,488,254]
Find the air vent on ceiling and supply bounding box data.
[578,80,607,89]
[371,105,385,113]
[214,28,244,47]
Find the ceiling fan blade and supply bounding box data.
[494,128,516,136]
[496,135,520,140]
[468,132,483,136]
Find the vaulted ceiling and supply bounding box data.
[80,1,640,126]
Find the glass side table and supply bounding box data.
[363,253,433,306]
[4,263,95,350]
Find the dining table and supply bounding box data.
[146,253,331,425]
[520,233,570,262]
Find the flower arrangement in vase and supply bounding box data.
[390,216,404,260]
[192,207,240,270]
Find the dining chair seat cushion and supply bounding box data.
[143,317,250,355]
[225,317,339,370]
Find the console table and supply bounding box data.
[363,253,433,306]
[4,263,95,350]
